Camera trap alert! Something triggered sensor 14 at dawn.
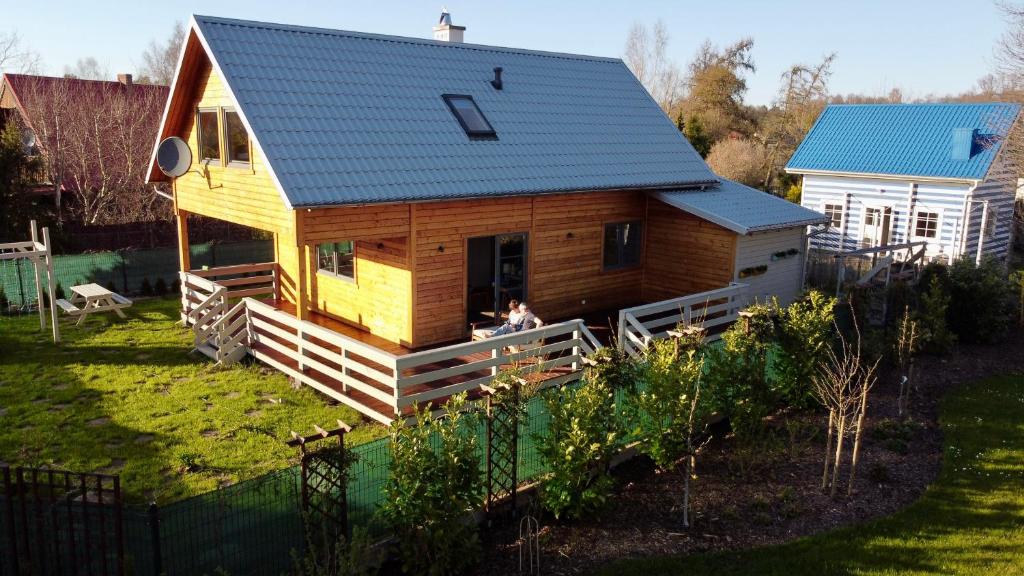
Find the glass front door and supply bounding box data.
[466,233,528,327]
[861,207,892,248]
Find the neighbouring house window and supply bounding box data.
[985,207,998,237]
[197,109,220,161]
[864,207,879,226]
[913,211,939,239]
[317,241,355,280]
[224,110,250,164]
[603,221,643,270]
[823,203,843,228]
[442,95,496,138]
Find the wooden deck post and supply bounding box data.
[295,244,310,321]
[175,210,191,273]
[29,221,45,331]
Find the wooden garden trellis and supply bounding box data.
[481,381,521,517]
[288,420,354,553]
[0,220,60,342]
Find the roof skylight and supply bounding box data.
[443,95,496,138]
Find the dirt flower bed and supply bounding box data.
[477,328,1024,575]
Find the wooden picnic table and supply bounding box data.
[57,283,133,325]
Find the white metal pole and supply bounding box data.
[42,227,60,343]
[976,200,989,265]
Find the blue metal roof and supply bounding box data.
[786,103,1020,181]
[192,15,716,208]
[654,179,828,235]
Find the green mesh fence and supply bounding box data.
[0,240,273,309]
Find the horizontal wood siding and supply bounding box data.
[310,238,413,345]
[734,228,805,306]
[801,174,972,259]
[413,197,535,346]
[641,199,737,302]
[531,192,647,320]
[173,60,291,234]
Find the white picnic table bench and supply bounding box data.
[56,283,133,325]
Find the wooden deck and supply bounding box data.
[241,299,611,423]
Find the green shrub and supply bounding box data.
[775,291,836,407]
[290,526,381,576]
[945,257,1013,344]
[139,277,154,297]
[0,285,7,311]
[379,393,482,576]
[628,331,709,471]
[105,280,118,293]
[154,277,169,296]
[705,303,777,438]
[537,367,618,520]
[918,277,956,354]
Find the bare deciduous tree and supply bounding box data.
[63,57,109,81]
[623,20,685,113]
[895,306,919,418]
[814,308,880,498]
[139,21,186,86]
[18,77,167,225]
[0,31,41,74]
[705,138,768,187]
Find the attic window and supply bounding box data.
[443,95,496,138]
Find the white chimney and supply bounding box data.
[433,7,465,43]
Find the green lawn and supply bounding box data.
[601,374,1024,575]
[0,298,384,504]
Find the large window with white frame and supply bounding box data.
[912,211,940,239]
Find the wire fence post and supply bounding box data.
[148,502,162,575]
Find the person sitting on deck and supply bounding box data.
[491,302,536,337]
[489,299,522,337]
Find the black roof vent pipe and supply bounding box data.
[491,67,503,90]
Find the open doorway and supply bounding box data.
[466,233,527,328]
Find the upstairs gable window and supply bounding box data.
[443,95,496,138]
[224,110,250,165]
[197,109,220,161]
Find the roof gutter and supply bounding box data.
[291,179,722,211]
[785,167,981,187]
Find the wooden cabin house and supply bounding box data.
[149,14,825,354]
[787,103,1021,263]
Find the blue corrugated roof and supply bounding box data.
[191,15,716,207]
[786,103,1020,181]
[654,180,828,234]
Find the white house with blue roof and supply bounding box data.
[787,103,1020,263]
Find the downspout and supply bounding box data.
[904,182,916,245]
[975,199,989,265]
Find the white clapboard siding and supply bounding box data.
[799,174,992,260]
[961,153,1016,261]
[733,228,805,306]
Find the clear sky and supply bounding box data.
[2,0,1007,105]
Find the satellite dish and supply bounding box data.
[157,136,192,178]
[21,129,37,155]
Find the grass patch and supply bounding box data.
[0,298,385,504]
[601,374,1024,575]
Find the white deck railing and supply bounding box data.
[179,266,604,424]
[180,262,277,321]
[617,283,748,357]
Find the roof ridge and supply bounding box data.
[826,102,1020,109]
[192,14,624,64]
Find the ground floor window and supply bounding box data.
[317,241,355,280]
[913,211,939,239]
[603,221,642,270]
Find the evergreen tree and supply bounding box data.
[683,115,712,158]
[0,123,44,241]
